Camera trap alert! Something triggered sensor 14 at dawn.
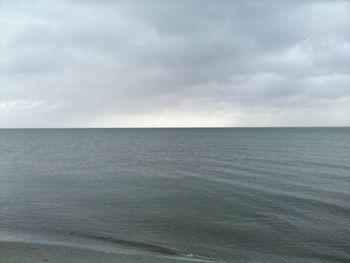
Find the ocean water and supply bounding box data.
[0,128,349,262]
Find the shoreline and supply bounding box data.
[0,241,213,263]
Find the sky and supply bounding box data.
[1,0,349,128]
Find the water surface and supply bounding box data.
[1,128,349,262]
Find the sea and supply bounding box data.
[0,128,349,262]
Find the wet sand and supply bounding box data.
[0,241,212,263]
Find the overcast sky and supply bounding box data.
[1,0,349,127]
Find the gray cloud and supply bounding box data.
[1,0,349,127]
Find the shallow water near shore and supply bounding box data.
[0,241,212,263]
[1,128,349,262]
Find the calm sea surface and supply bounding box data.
[0,128,349,262]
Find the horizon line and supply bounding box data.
[0,126,349,129]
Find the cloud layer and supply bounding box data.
[1,0,349,127]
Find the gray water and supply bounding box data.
[0,128,349,262]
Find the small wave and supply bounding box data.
[69,231,179,256]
